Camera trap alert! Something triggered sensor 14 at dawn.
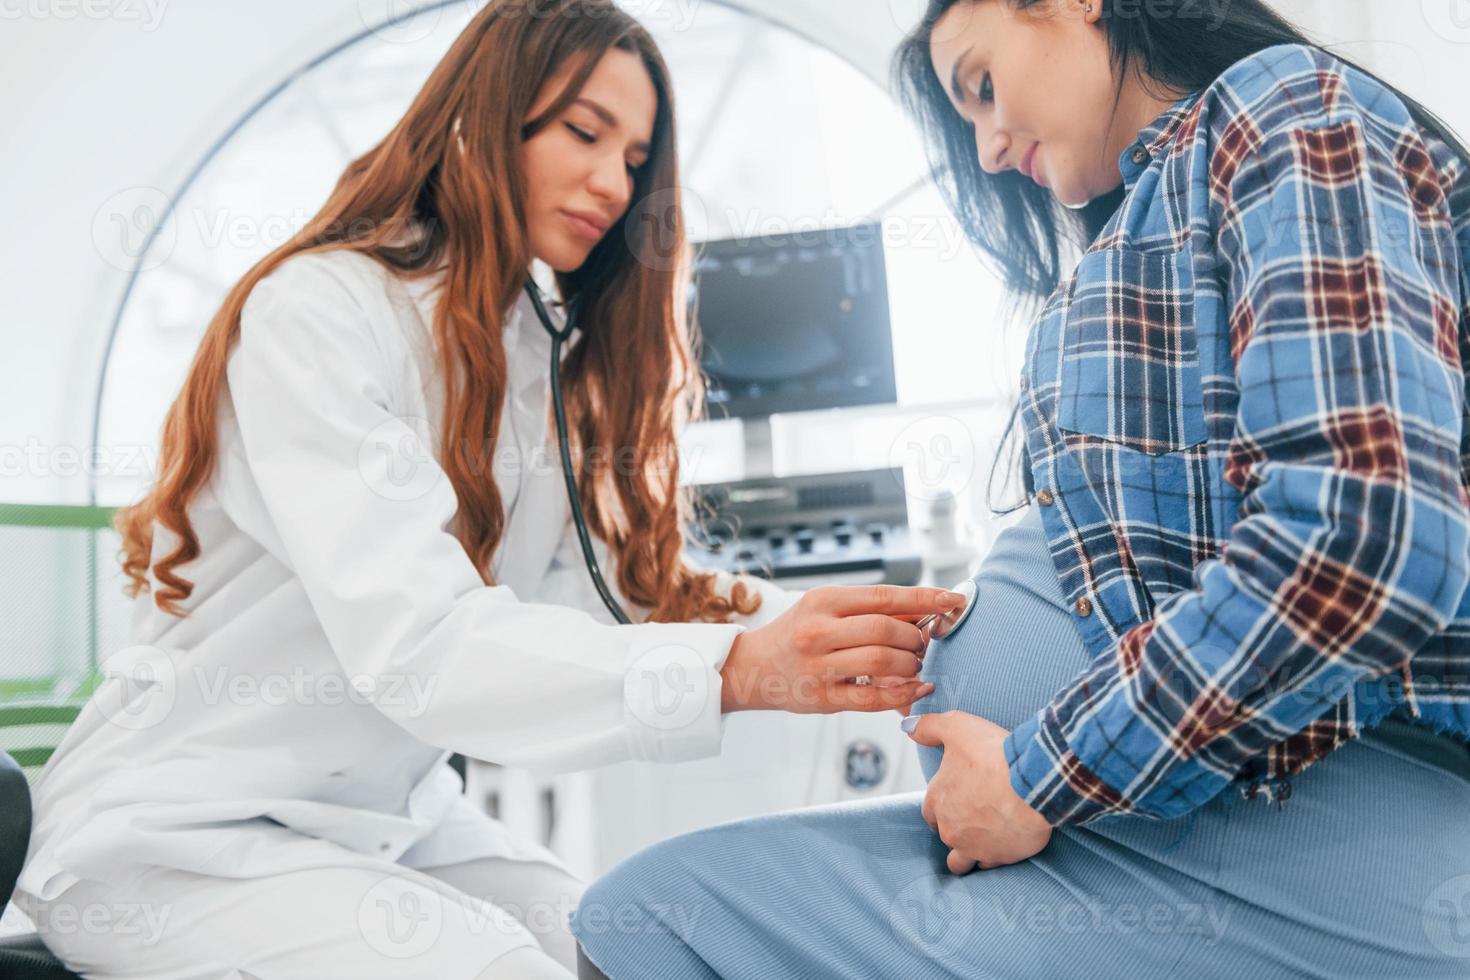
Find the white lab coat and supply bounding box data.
[18,248,798,903]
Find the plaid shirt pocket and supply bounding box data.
[1057,247,1207,455]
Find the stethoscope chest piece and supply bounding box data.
[924,577,978,640]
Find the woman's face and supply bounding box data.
[928,0,1150,207]
[520,48,657,272]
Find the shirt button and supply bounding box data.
[379,842,391,852]
[1130,145,1149,165]
[1037,489,1055,506]
[1075,597,1093,618]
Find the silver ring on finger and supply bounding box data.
[853,674,873,686]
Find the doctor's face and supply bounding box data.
[520,48,657,273]
[929,0,1133,207]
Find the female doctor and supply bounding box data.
[13,2,966,978]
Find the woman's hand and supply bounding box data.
[720,585,966,715]
[906,711,1053,873]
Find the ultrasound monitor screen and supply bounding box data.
[691,223,898,419]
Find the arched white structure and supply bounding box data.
[3,0,1466,506]
[0,0,919,507]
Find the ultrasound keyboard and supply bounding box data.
[685,467,922,585]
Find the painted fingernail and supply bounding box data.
[900,714,919,734]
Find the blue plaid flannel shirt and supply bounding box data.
[1002,44,1470,826]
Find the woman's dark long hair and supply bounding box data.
[894,0,1470,512]
[894,0,1470,307]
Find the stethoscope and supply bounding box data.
[915,577,977,640]
[841,578,976,687]
[839,577,976,689]
[523,278,633,625]
[522,277,984,644]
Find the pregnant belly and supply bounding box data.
[910,509,1091,783]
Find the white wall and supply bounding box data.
[1274,0,1470,139]
[2,0,1468,506]
[0,0,915,507]
[1,1,367,505]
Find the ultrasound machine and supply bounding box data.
[683,222,923,588]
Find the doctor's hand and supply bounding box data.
[719,585,967,715]
[906,711,1053,874]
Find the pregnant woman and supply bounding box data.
[571,1,1470,977]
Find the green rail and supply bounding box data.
[0,502,121,689]
[0,503,117,529]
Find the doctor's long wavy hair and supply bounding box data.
[116,0,761,625]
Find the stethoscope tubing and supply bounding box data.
[524,279,633,626]
[524,280,982,642]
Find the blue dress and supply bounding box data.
[572,507,1470,978]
